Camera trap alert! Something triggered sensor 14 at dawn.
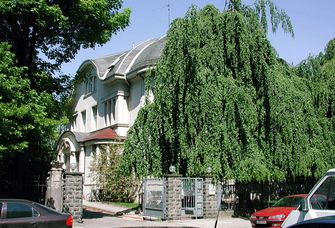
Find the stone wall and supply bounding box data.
[164,175,182,219]
[45,168,83,222]
[203,177,218,218]
[63,172,83,222]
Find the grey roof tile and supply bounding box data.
[128,36,166,75]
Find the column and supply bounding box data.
[45,168,63,212]
[79,145,85,173]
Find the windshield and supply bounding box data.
[273,196,303,207]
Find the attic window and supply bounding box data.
[85,75,95,94]
[108,57,121,72]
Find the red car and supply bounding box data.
[250,194,307,227]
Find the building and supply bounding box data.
[55,37,166,197]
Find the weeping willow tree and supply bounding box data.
[294,38,335,178]
[120,1,332,182]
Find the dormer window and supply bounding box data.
[80,66,96,95]
[71,113,78,131]
[85,75,95,94]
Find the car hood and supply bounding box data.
[253,207,296,217]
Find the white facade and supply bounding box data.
[55,37,166,197]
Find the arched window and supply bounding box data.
[84,67,96,95]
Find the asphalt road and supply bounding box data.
[74,209,251,228]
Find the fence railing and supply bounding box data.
[181,178,203,217]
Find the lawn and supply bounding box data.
[106,201,140,209]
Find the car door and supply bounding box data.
[1,202,40,228]
[283,175,335,227]
[305,175,335,219]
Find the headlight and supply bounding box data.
[268,214,285,219]
[250,215,257,219]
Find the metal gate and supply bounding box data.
[181,178,203,217]
[222,179,237,211]
[143,178,165,218]
[143,177,204,219]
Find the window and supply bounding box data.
[104,99,115,126]
[104,101,110,126]
[81,111,86,131]
[92,106,98,130]
[311,176,335,210]
[85,75,95,94]
[71,114,77,131]
[6,202,39,219]
[112,98,116,123]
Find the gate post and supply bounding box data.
[203,176,218,218]
[63,172,83,222]
[45,167,64,212]
[164,175,182,220]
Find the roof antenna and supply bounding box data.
[167,0,171,28]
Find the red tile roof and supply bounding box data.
[84,128,119,142]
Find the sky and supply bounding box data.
[61,0,335,76]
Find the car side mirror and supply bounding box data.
[299,199,308,212]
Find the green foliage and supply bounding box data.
[107,201,139,209]
[0,0,131,124]
[121,2,335,182]
[122,4,276,181]
[294,39,335,177]
[91,144,139,202]
[119,103,162,177]
[0,0,130,197]
[253,0,294,36]
[0,43,31,153]
[324,38,335,61]
[0,42,59,155]
[225,0,294,37]
[0,0,130,75]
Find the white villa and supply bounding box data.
[55,37,166,196]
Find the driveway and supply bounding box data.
[74,209,251,228]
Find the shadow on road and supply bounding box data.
[82,208,114,219]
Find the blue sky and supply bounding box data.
[61,0,335,76]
